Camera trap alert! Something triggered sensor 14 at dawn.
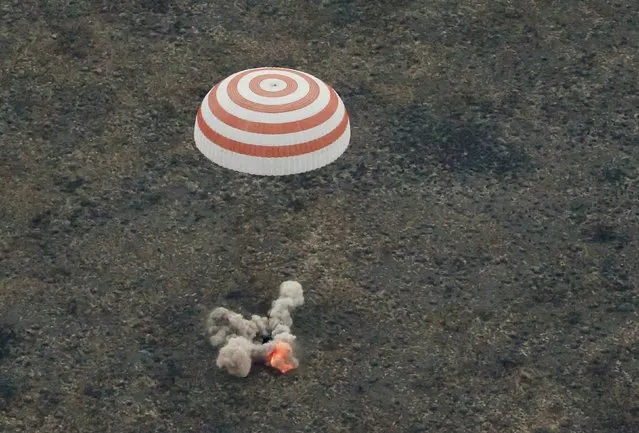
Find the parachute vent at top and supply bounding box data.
[194,67,351,176]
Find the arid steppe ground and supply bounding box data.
[1,1,638,432]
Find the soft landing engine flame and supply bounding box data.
[206,280,304,377]
[266,341,298,374]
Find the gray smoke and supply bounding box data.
[206,280,304,377]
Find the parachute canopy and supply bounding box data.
[194,67,351,176]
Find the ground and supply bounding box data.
[0,1,638,432]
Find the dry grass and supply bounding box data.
[1,1,638,432]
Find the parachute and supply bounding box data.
[194,67,351,176]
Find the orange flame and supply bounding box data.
[266,341,297,374]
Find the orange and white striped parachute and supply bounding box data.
[194,67,351,176]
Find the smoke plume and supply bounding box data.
[206,280,304,377]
